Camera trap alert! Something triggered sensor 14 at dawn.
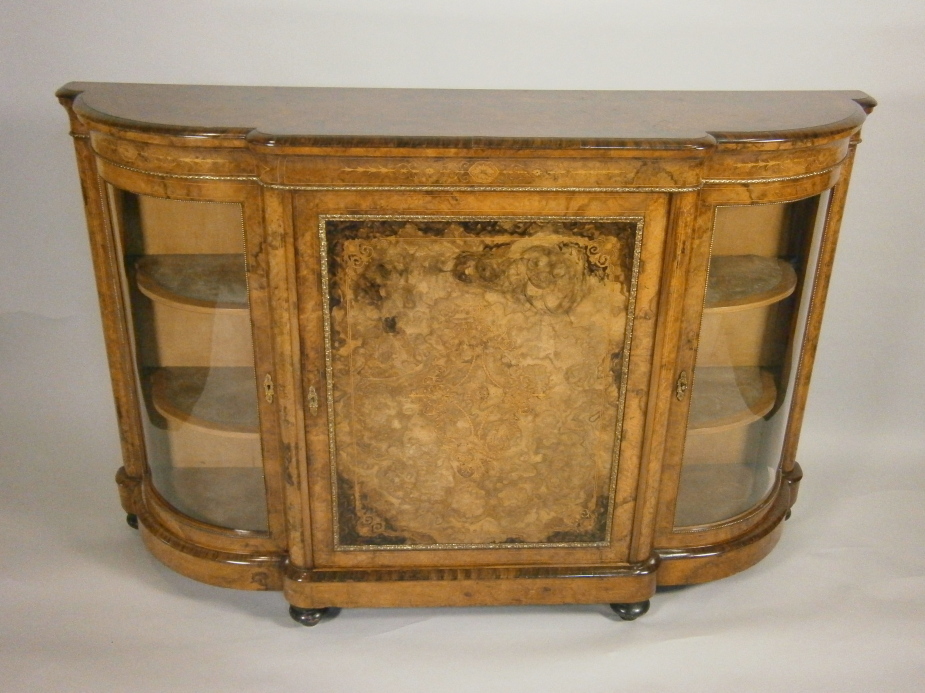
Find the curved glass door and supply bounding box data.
[674,192,830,528]
[109,190,268,532]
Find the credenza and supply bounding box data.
[57,84,874,625]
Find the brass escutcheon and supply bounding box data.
[308,386,319,415]
[675,370,689,401]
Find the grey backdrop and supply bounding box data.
[2,2,923,691]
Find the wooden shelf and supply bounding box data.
[135,254,248,314]
[688,366,776,433]
[151,367,259,437]
[704,255,797,313]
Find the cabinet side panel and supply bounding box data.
[69,135,148,482]
[779,143,860,471]
[654,203,717,541]
[243,186,289,545]
[263,187,311,567]
[630,190,701,562]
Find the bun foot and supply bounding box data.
[289,605,331,627]
[126,513,139,529]
[610,600,650,621]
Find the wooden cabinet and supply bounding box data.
[58,84,874,624]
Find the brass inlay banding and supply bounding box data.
[268,184,699,193]
[702,161,844,185]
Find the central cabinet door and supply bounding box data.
[293,190,670,568]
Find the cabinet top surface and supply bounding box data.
[59,83,873,149]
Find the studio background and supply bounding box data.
[2,2,923,691]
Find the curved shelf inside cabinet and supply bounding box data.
[687,366,776,434]
[151,367,259,438]
[704,255,797,313]
[135,254,249,314]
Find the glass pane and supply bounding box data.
[111,190,268,531]
[674,192,830,528]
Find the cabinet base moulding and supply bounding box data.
[139,519,285,591]
[283,561,658,610]
[656,478,792,586]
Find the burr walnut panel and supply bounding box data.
[322,217,641,549]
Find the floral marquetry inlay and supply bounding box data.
[339,160,550,184]
[321,217,642,549]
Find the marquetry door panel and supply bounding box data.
[293,190,670,568]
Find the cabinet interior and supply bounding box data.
[114,191,268,532]
[674,196,822,528]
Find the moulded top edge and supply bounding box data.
[58,83,874,150]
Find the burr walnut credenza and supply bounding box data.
[57,84,874,625]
